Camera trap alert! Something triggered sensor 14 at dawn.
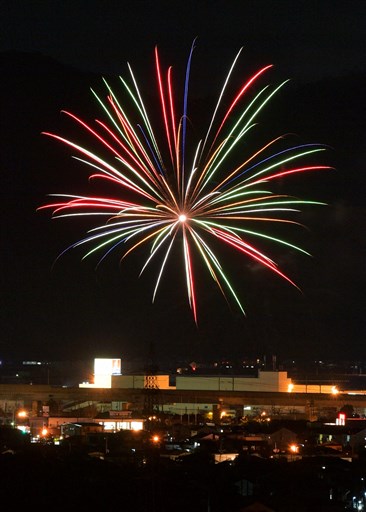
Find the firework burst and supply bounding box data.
[39,42,331,322]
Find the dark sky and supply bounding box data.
[0,1,365,365]
[1,0,365,81]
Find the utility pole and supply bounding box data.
[143,341,160,419]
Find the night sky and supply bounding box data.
[1,1,365,364]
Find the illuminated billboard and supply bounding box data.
[79,358,121,388]
[94,358,121,376]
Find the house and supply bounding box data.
[61,421,104,438]
[268,426,298,452]
[349,427,366,456]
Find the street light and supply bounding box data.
[331,386,339,395]
[289,444,299,453]
[13,409,27,429]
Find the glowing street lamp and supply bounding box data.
[17,410,27,420]
[331,386,339,395]
[289,444,299,454]
[12,408,28,428]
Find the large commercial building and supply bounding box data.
[75,359,354,421]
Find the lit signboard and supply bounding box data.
[94,358,121,376]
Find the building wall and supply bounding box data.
[48,416,145,432]
[292,384,337,394]
[109,371,344,404]
[176,371,291,392]
[112,374,171,390]
[177,376,224,391]
[161,402,213,415]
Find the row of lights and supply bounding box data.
[287,383,340,394]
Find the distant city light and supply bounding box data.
[331,386,339,395]
[337,413,346,426]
